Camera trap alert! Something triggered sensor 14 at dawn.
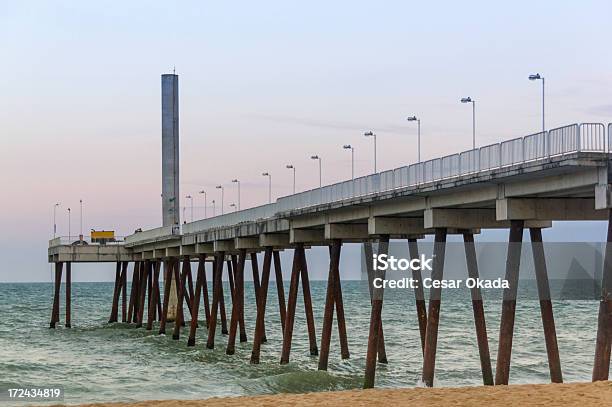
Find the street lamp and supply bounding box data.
[262,172,272,203]
[310,155,322,188]
[229,203,237,212]
[212,199,216,217]
[286,164,296,194]
[231,179,240,210]
[529,73,545,135]
[79,199,83,239]
[216,185,224,215]
[53,203,60,238]
[185,195,193,222]
[364,131,377,173]
[67,207,71,241]
[343,144,355,180]
[406,116,421,162]
[460,97,476,149]
[198,190,207,219]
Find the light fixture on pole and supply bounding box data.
[406,116,421,162]
[286,164,296,194]
[67,207,71,241]
[198,190,207,219]
[364,131,377,173]
[212,199,216,217]
[529,73,545,135]
[460,97,476,149]
[343,144,355,180]
[185,195,193,222]
[262,172,272,203]
[216,185,224,215]
[79,199,83,240]
[310,155,322,188]
[229,203,237,212]
[53,203,60,238]
[231,179,241,210]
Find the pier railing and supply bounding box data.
[49,236,127,247]
[125,122,611,244]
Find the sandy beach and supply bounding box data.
[74,381,612,407]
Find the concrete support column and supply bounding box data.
[593,208,612,381]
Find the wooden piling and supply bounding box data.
[159,260,173,335]
[251,247,273,363]
[363,235,389,389]
[280,245,302,364]
[226,250,247,354]
[234,254,247,342]
[146,261,161,330]
[300,245,318,356]
[127,261,140,323]
[109,262,122,323]
[530,228,563,383]
[65,262,72,328]
[273,250,287,334]
[495,220,524,385]
[202,256,211,327]
[136,260,149,328]
[121,261,127,323]
[593,208,612,381]
[251,252,267,342]
[463,232,493,386]
[188,257,205,346]
[408,238,427,353]
[421,228,448,387]
[318,239,349,370]
[364,241,388,364]
[207,253,225,349]
[182,258,194,318]
[50,262,63,328]
[172,258,186,339]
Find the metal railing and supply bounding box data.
[125,122,610,243]
[49,236,127,247]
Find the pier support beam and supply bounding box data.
[251,253,266,342]
[136,260,150,328]
[109,262,122,323]
[251,247,273,363]
[364,235,390,389]
[593,209,612,381]
[318,239,350,370]
[495,220,524,385]
[65,262,71,328]
[188,256,206,346]
[421,228,448,387]
[50,262,63,328]
[364,241,388,364]
[147,261,161,330]
[158,260,174,335]
[207,252,226,349]
[530,227,563,383]
[121,262,127,323]
[273,251,287,335]
[408,239,427,353]
[463,232,493,385]
[226,250,247,354]
[280,243,318,364]
[172,258,186,339]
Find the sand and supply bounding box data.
[73,381,612,407]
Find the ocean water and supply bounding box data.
[0,281,602,405]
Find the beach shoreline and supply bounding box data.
[72,381,612,407]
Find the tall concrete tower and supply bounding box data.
[161,74,180,226]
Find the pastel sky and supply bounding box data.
[1,1,611,282]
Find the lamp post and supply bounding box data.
[198,190,207,219]
[230,203,237,212]
[79,199,83,239]
[310,155,322,188]
[529,73,545,135]
[53,203,60,238]
[406,116,421,162]
[185,195,193,222]
[212,199,216,217]
[364,131,377,173]
[216,185,224,215]
[262,172,272,203]
[461,97,476,149]
[67,207,71,241]
[231,179,240,210]
[286,164,296,194]
[343,144,355,180]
